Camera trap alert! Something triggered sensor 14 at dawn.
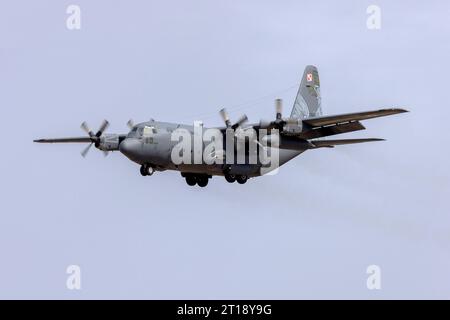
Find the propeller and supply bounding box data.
[80,143,93,158]
[275,98,283,121]
[80,122,94,137]
[219,107,258,154]
[127,119,134,130]
[96,119,109,137]
[219,108,232,128]
[219,108,248,129]
[231,114,248,130]
[258,98,285,129]
[270,98,303,136]
[80,120,110,157]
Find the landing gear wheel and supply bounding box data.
[197,176,209,187]
[140,164,154,176]
[186,176,197,186]
[236,175,248,184]
[146,166,154,176]
[225,174,236,183]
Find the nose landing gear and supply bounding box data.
[140,164,154,176]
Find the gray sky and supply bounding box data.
[1,0,449,299]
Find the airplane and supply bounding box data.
[34,65,408,187]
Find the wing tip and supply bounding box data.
[386,107,409,113]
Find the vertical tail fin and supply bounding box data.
[290,65,322,119]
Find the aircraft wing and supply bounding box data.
[302,108,408,127]
[34,137,92,143]
[210,108,408,141]
[297,121,365,139]
[293,108,407,139]
[309,138,385,148]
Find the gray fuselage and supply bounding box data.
[118,120,304,177]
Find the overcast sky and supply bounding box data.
[0,0,449,299]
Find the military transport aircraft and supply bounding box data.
[34,66,407,187]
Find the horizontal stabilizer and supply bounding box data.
[310,138,385,148]
[34,137,91,143]
[303,108,408,127]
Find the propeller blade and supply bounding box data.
[275,98,283,120]
[127,119,134,129]
[103,150,109,157]
[81,143,93,158]
[231,114,248,129]
[219,108,231,128]
[81,122,94,137]
[96,119,109,137]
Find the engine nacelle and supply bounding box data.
[282,118,303,135]
[98,134,120,151]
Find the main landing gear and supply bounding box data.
[140,164,154,176]
[224,174,248,184]
[183,174,210,187]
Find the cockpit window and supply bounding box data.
[127,126,139,138]
[143,126,157,136]
[128,125,157,138]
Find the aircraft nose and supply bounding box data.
[119,138,141,160]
